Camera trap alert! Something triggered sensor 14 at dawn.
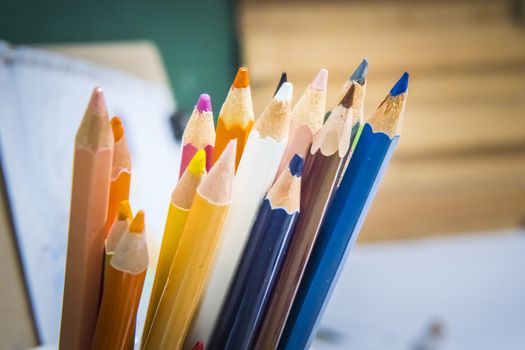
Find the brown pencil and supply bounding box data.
[60,87,114,350]
[254,75,366,350]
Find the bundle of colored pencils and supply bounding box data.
[60,61,409,350]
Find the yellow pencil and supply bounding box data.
[142,150,207,345]
[104,200,132,287]
[142,140,237,350]
[92,211,148,350]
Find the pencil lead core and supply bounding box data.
[390,72,409,96]
[274,82,293,102]
[192,341,204,350]
[311,69,328,91]
[130,210,145,233]
[88,87,108,116]
[289,154,304,177]
[233,67,250,88]
[118,200,132,221]
[274,72,288,96]
[188,149,207,175]
[196,93,212,113]
[340,84,356,109]
[350,59,368,85]
[111,116,124,142]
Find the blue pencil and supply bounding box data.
[209,154,304,350]
[279,72,409,350]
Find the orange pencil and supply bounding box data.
[92,211,148,350]
[60,87,113,350]
[213,67,254,170]
[103,116,132,236]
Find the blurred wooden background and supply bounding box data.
[239,0,525,241]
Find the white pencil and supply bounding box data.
[184,82,294,349]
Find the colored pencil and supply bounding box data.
[142,150,206,344]
[279,72,409,349]
[180,94,215,177]
[104,200,132,287]
[143,140,236,350]
[210,154,303,350]
[275,69,327,179]
[213,67,255,170]
[274,72,287,96]
[92,211,148,350]
[60,87,113,350]
[254,67,367,350]
[101,116,131,237]
[184,82,293,349]
[192,341,204,350]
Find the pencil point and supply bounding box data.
[111,116,124,142]
[188,149,207,175]
[274,82,293,102]
[274,72,288,96]
[311,69,328,90]
[340,84,355,109]
[390,72,409,96]
[233,67,250,88]
[192,341,204,350]
[129,210,145,233]
[349,59,368,85]
[88,87,108,116]
[196,93,212,113]
[289,154,304,177]
[117,200,132,221]
[220,139,237,165]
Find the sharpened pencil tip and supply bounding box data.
[274,72,288,96]
[350,59,368,85]
[289,154,304,177]
[311,68,328,90]
[196,93,212,113]
[188,149,207,175]
[340,84,355,109]
[221,139,237,166]
[390,72,409,96]
[129,210,145,233]
[111,116,124,142]
[192,341,204,350]
[233,67,250,88]
[88,87,108,116]
[274,82,293,102]
[117,200,132,221]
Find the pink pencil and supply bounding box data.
[275,69,328,179]
[180,94,215,177]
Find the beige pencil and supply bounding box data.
[60,87,114,350]
[275,69,327,179]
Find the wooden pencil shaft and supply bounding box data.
[142,202,189,345]
[210,199,298,350]
[143,193,229,350]
[60,147,112,350]
[185,131,287,348]
[253,151,342,350]
[91,267,146,350]
[104,171,131,236]
[280,123,400,349]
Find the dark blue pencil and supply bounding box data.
[279,72,410,350]
[209,154,303,350]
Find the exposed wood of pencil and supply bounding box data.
[254,86,355,350]
[143,141,236,350]
[275,69,327,178]
[142,150,206,346]
[213,67,255,170]
[104,200,132,288]
[103,116,131,237]
[60,87,113,350]
[92,211,148,350]
[184,83,293,349]
[210,155,302,350]
[180,94,215,177]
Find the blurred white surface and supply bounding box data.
[314,230,525,350]
[0,41,179,343]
